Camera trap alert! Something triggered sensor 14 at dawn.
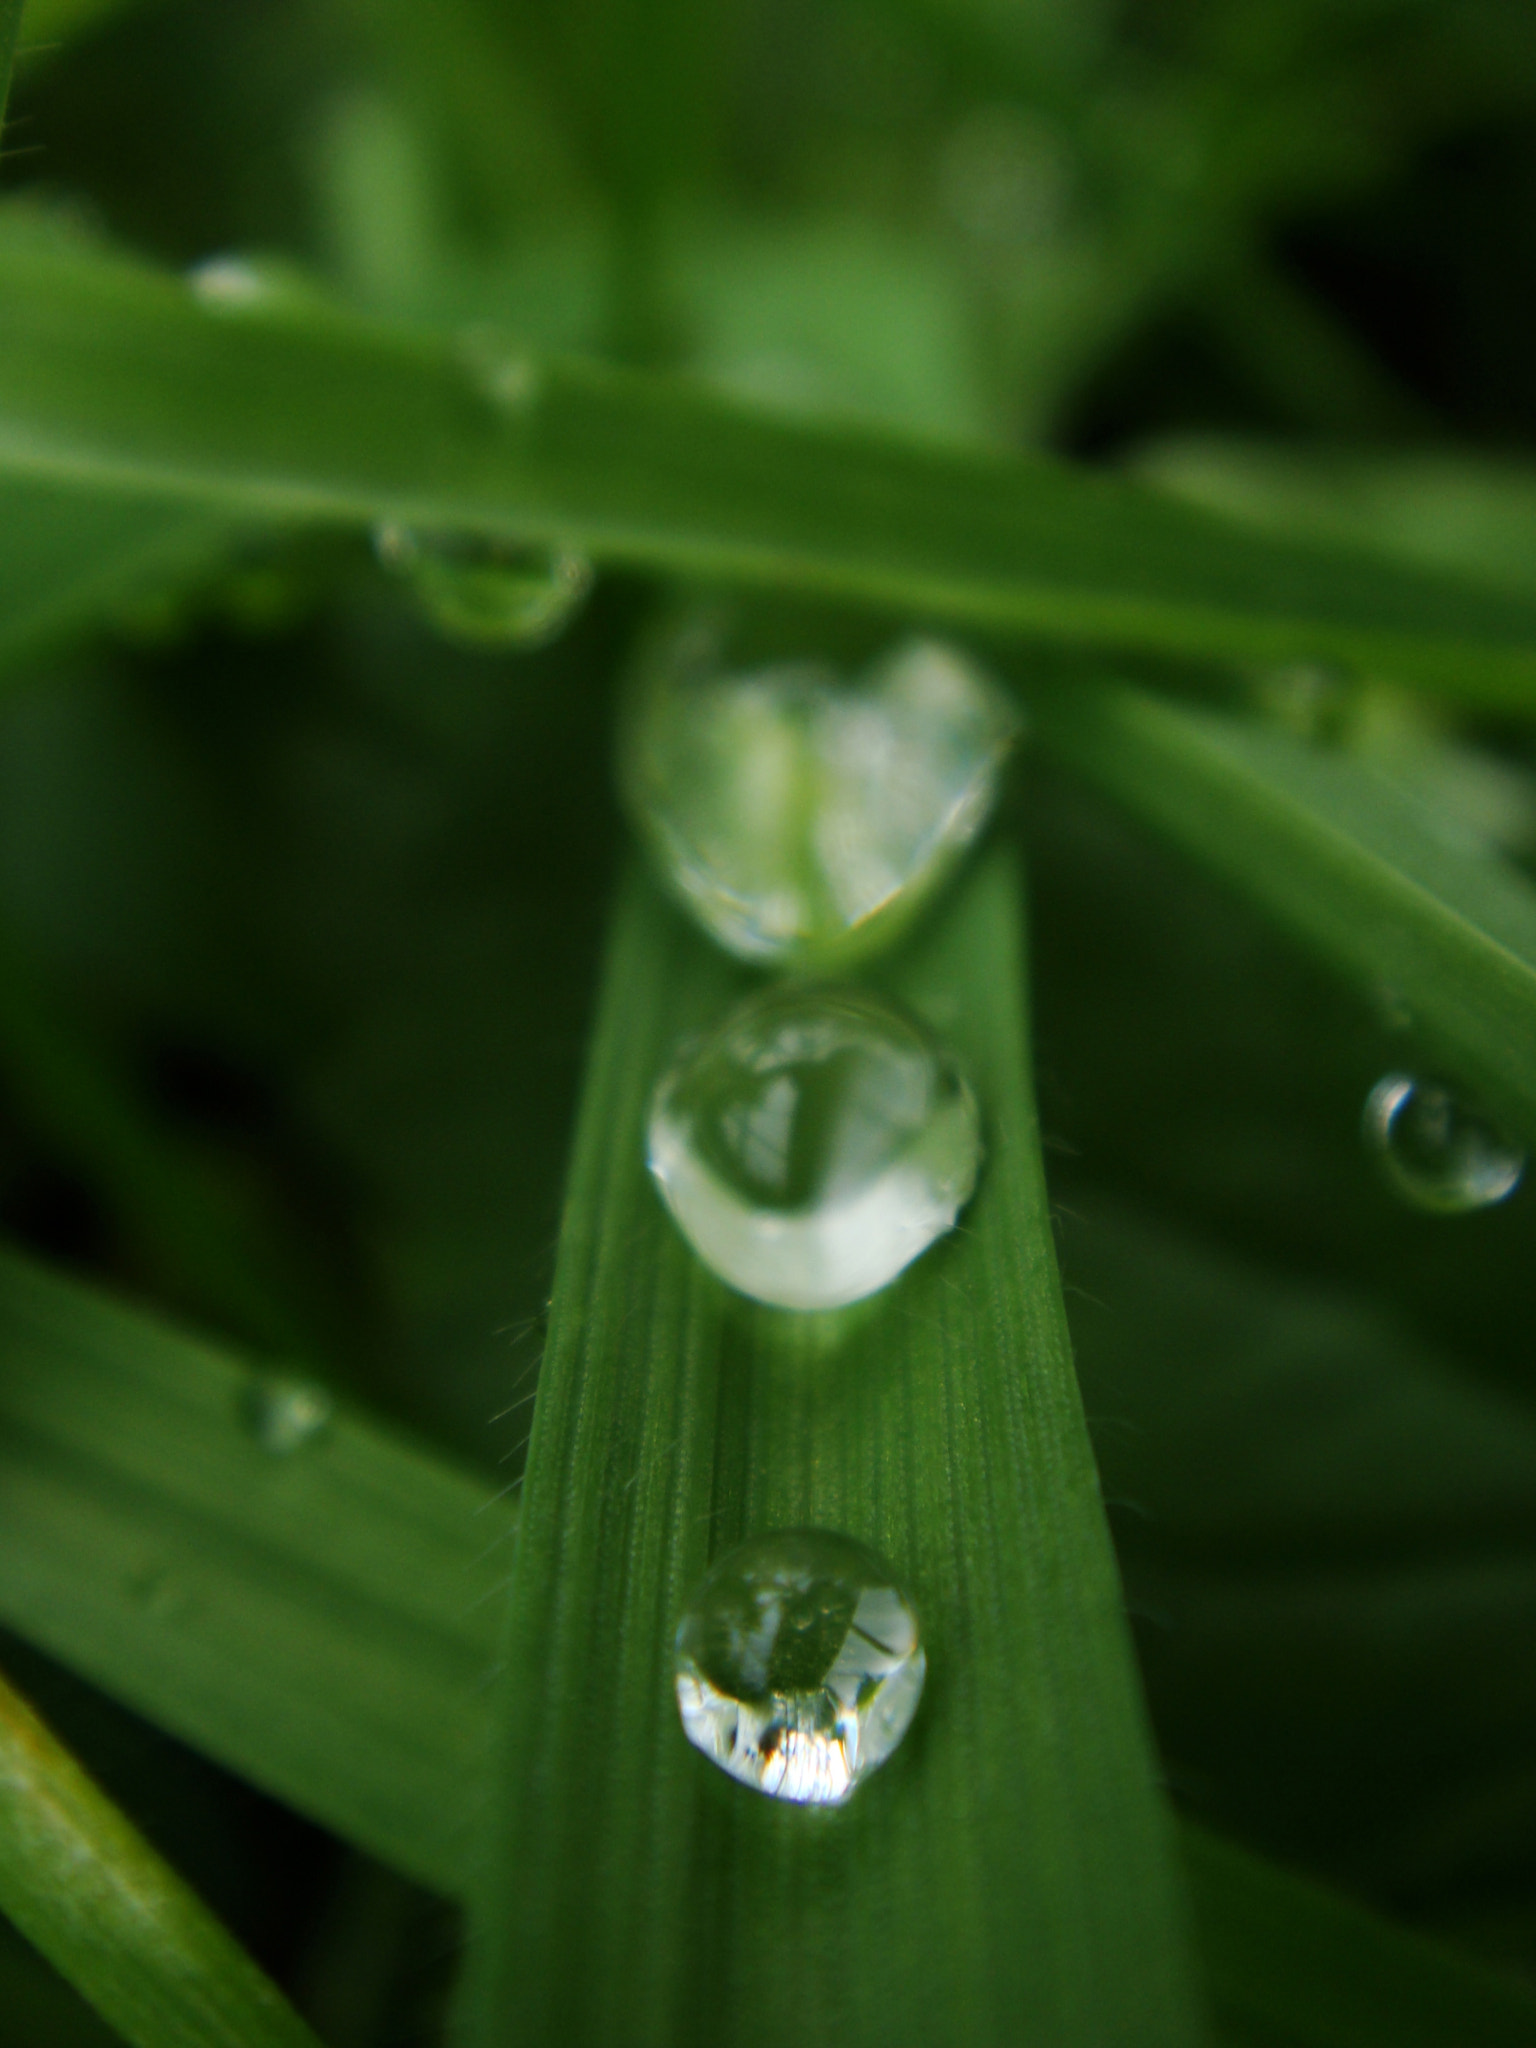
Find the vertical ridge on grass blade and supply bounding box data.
[458,848,1210,2047]
[0,1664,323,2048]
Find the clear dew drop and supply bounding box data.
[1362,1073,1525,1214]
[647,984,981,1309]
[373,524,592,649]
[243,1372,335,1456]
[674,1529,926,1806]
[623,625,1019,967]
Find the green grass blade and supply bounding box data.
[0,1662,322,2048]
[0,479,230,679]
[1032,679,1536,1146]
[1,228,1536,698]
[0,1243,1529,2045]
[1185,1824,1536,2048]
[0,0,21,131]
[455,851,1208,2048]
[0,1249,506,1895]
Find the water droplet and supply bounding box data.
[187,253,326,315]
[623,625,1019,967]
[648,985,981,1308]
[373,524,592,649]
[1362,1073,1525,1213]
[675,1529,926,1806]
[243,1372,335,1455]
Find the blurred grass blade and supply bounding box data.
[1137,437,1536,606]
[1186,1825,1536,2048]
[0,0,21,128]
[1,229,1536,698]
[0,1248,506,1895]
[0,479,230,679]
[0,920,333,1353]
[1033,679,1536,1146]
[456,851,1208,2048]
[0,1245,1530,2044]
[0,1662,322,2048]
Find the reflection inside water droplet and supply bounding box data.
[243,1373,335,1455]
[373,524,592,649]
[648,984,981,1309]
[623,621,1018,967]
[674,1529,926,1805]
[1362,1073,1525,1214]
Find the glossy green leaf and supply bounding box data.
[1032,678,1536,1147]
[1,225,1536,697]
[454,850,1207,2048]
[0,1248,506,1895]
[0,0,20,129]
[0,1662,321,2048]
[0,1239,1530,2045]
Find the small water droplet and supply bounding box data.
[623,624,1019,967]
[187,253,325,315]
[1362,1073,1525,1213]
[648,985,981,1309]
[675,1529,926,1806]
[373,523,592,649]
[243,1372,335,1455]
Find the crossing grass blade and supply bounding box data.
[1,225,1536,699]
[0,1249,507,1895]
[0,1662,323,2048]
[0,478,230,680]
[1031,678,1536,1148]
[0,0,21,129]
[0,1241,1530,2044]
[453,849,1209,2048]
[1184,1824,1536,2048]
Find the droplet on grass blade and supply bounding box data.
[243,1372,335,1456]
[622,621,1018,968]
[1363,1073,1524,1213]
[373,524,592,649]
[675,1529,926,1806]
[647,984,981,1309]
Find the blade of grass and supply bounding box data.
[1186,1823,1536,2048]
[1031,678,1536,1148]
[0,1248,507,1895]
[0,0,21,129]
[0,1662,322,2048]
[0,478,231,680]
[455,850,1208,2048]
[0,1242,1529,2044]
[1,225,1535,698]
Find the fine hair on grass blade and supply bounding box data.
[1032,677,1536,1151]
[455,849,1209,2048]
[0,229,1535,699]
[0,1661,323,2048]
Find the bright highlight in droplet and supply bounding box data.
[373,524,593,649]
[647,984,981,1309]
[1363,1072,1525,1214]
[674,1529,926,1806]
[623,623,1018,968]
[242,1372,335,1455]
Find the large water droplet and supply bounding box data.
[373,524,592,649]
[243,1372,335,1455]
[648,984,981,1308]
[623,623,1018,967]
[675,1529,926,1806]
[1362,1073,1525,1213]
